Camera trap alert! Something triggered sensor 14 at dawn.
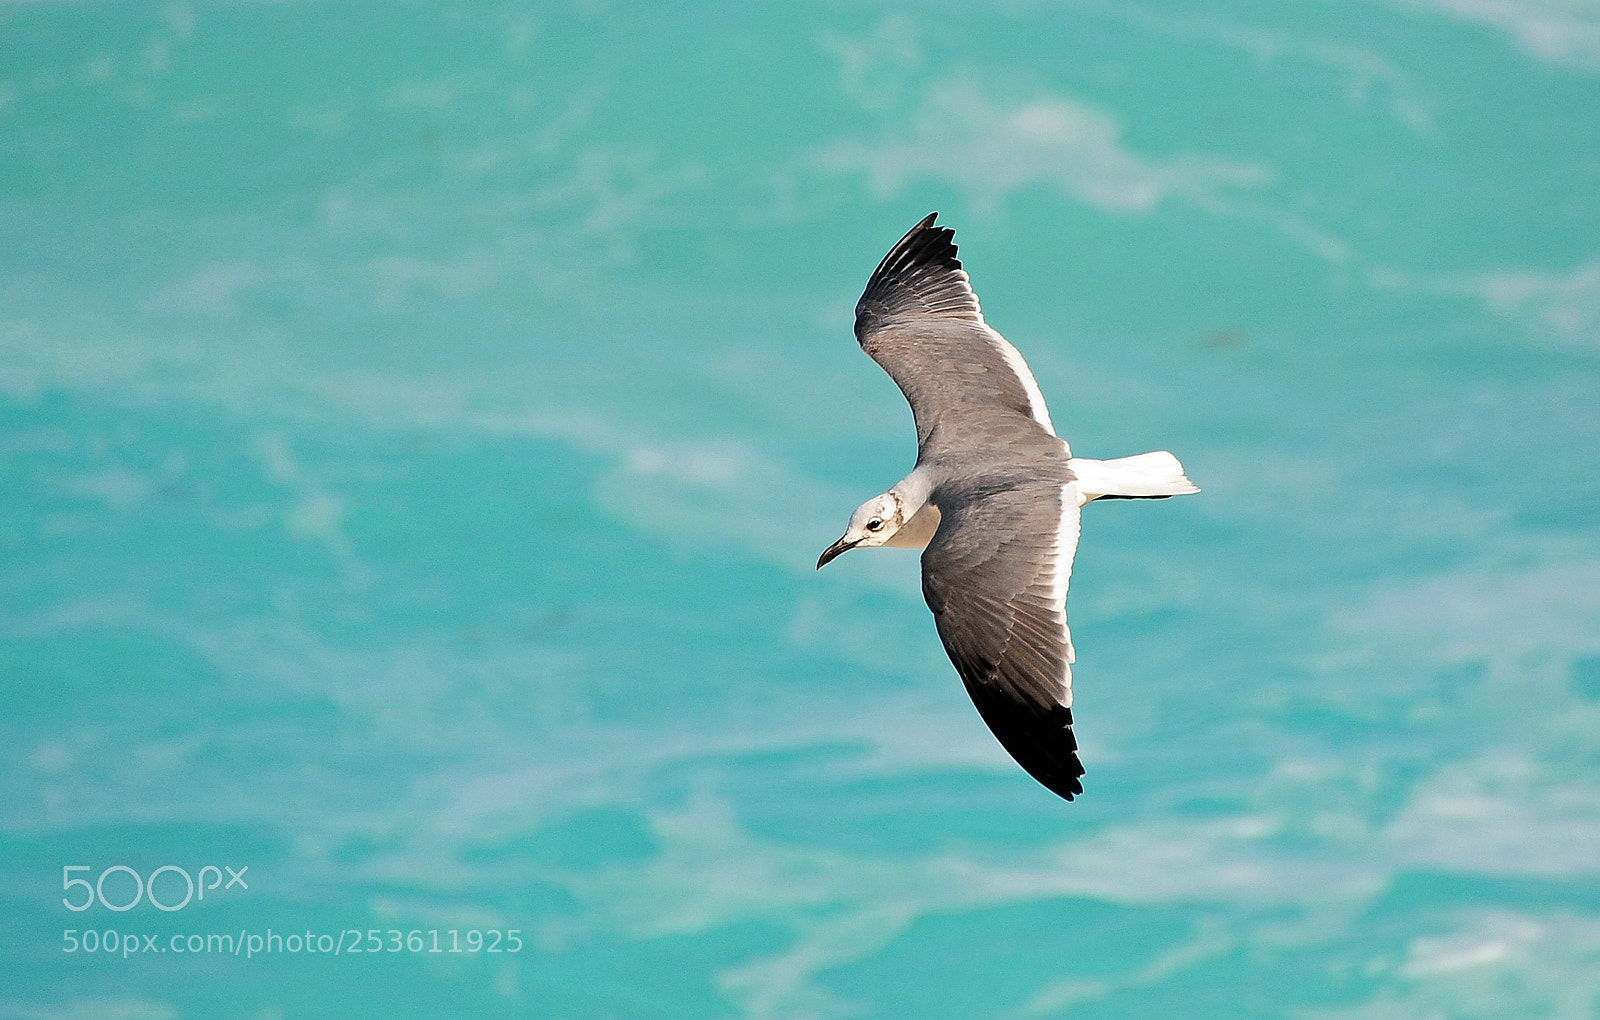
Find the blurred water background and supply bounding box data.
[4,1,1600,1017]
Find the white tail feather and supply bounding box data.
[1070,451,1199,504]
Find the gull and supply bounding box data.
[816,214,1198,801]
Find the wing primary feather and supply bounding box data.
[854,213,983,338]
[962,679,1085,801]
[852,215,1058,442]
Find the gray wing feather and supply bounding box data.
[855,214,1059,455]
[921,478,1085,800]
[856,212,984,330]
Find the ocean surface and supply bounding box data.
[4,2,1600,1017]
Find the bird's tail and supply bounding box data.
[1071,451,1199,502]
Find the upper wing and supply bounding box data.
[855,214,1062,457]
[920,476,1085,800]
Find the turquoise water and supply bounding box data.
[4,1,1600,1016]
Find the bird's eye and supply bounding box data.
[866,519,884,531]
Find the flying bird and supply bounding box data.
[817,214,1199,801]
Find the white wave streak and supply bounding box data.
[814,79,1270,214]
[0,999,177,1020]
[1405,0,1600,72]
[1370,255,1600,342]
[1303,911,1600,1020]
[1475,257,1600,341]
[571,797,1370,1019]
[1387,757,1600,876]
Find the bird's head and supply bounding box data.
[817,492,907,568]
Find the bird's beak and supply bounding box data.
[816,536,860,570]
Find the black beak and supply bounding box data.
[816,537,860,569]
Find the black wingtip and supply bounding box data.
[854,213,982,338]
[965,685,1087,802]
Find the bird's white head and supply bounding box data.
[816,492,906,568]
